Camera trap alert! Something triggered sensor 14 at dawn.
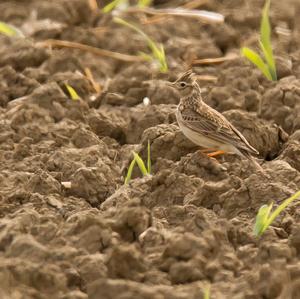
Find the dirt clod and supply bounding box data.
[1,0,300,298]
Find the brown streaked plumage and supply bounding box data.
[170,70,259,159]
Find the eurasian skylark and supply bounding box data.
[169,70,260,163]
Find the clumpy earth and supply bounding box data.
[1,0,300,298]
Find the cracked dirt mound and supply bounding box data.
[0,0,300,298]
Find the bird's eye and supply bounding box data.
[179,82,187,88]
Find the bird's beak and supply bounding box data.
[166,81,175,87]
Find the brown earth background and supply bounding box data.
[1,0,300,298]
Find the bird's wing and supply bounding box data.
[180,108,258,155]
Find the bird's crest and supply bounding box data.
[175,69,195,83]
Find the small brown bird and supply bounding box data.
[169,70,260,163]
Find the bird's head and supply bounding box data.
[168,70,200,98]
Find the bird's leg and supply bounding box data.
[200,148,217,153]
[207,150,226,158]
[199,149,226,161]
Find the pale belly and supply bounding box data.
[176,110,238,153]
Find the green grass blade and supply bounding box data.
[146,37,160,57]
[259,40,277,81]
[254,203,273,236]
[114,17,168,72]
[0,21,24,37]
[260,0,271,54]
[241,47,272,80]
[138,51,153,61]
[260,0,277,80]
[143,38,167,72]
[262,190,300,234]
[115,17,162,63]
[102,0,125,13]
[204,285,210,299]
[159,44,168,72]
[138,0,152,7]
[133,152,148,176]
[146,38,163,67]
[144,37,167,71]
[114,17,147,39]
[147,140,151,174]
[125,158,136,184]
[65,84,80,100]
[148,41,167,72]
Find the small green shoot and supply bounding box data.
[254,190,300,236]
[133,151,148,175]
[114,17,168,73]
[241,0,277,81]
[147,140,151,174]
[204,285,210,299]
[125,158,137,184]
[0,21,24,38]
[102,0,127,13]
[65,84,80,101]
[125,141,151,184]
[138,0,152,7]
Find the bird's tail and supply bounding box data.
[242,150,268,176]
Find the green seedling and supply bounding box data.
[125,141,151,184]
[254,190,300,236]
[241,0,277,81]
[102,0,151,13]
[147,138,151,174]
[65,84,80,100]
[138,0,152,7]
[204,285,210,299]
[114,17,168,72]
[102,0,127,13]
[0,21,24,38]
